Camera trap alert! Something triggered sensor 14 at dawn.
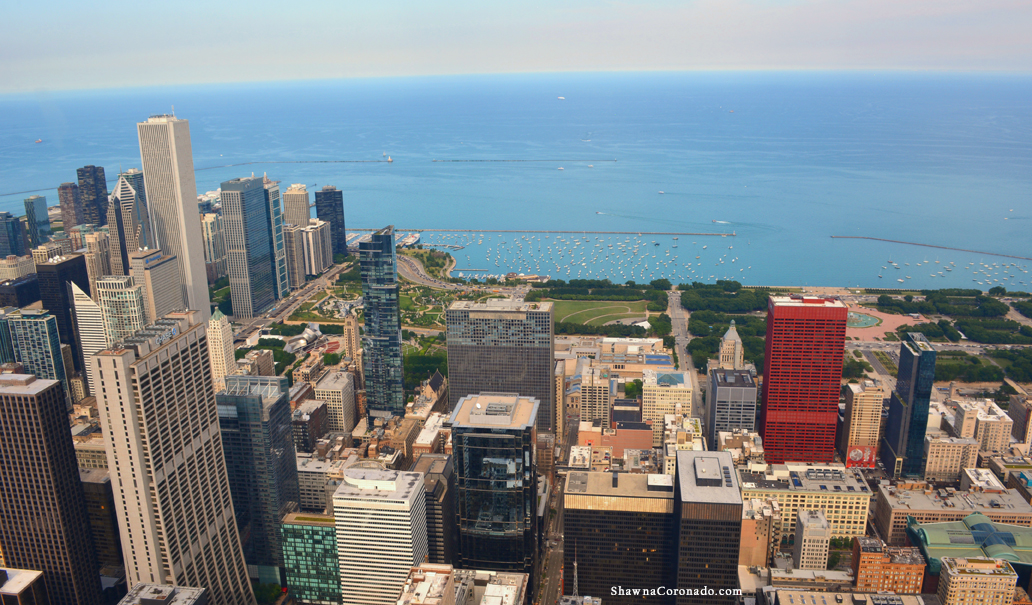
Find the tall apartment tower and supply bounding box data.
[82,232,111,299]
[8,309,70,407]
[283,225,305,288]
[75,165,108,226]
[674,450,742,605]
[0,374,102,605]
[793,510,831,570]
[70,282,106,395]
[0,213,27,258]
[221,177,276,319]
[333,466,428,605]
[449,393,539,583]
[200,213,228,281]
[282,184,311,228]
[760,296,847,464]
[107,175,154,276]
[96,276,147,343]
[217,375,299,580]
[58,182,84,231]
[314,185,346,256]
[360,226,404,418]
[410,454,457,566]
[91,312,254,604]
[580,365,613,427]
[35,253,90,353]
[302,220,333,276]
[881,332,938,478]
[838,379,884,468]
[207,309,236,392]
[445,299,555,431]
[263,176,289,300]
[129,249,185,324]
[136,115,210,321]
[24,194,51,248]
[642,369,693,446]
[718,320,745,370]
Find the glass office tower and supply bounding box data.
[359,226,404,418]
[881,332,937,477]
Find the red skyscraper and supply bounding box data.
[760,295,847,464]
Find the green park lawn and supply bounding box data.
[552,300,649,326]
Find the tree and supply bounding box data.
[624,379,643,399]
[989,286,1007,296]
[323,353,342,366]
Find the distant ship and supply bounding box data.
[387,156,392,163]
[558,96,565,100]
[35,139,42,143]
[658,191,664,194]
[558,167,564,170]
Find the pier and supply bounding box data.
[353,228,735,236]
[831,236,1032,262]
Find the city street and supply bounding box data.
[667,290,704,418]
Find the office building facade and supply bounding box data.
[75,165,108,227]
[0,374,102,605]
[411,453,457,566]
[8,309,69,407]
[314,370,356,433]
[281,513,339,605]
[263,177,289,299]
[200,213,227,281]
[301,220,332,276]
[207,309,236,392]
[642,369,693,446]
[58,182,84,231]
[0,213,27,258]
[129,249,184,324]
[446,299,555,432]
[70,282,106,394]
[839,379,885,468]
[91,312,254,604]
[282,184,311,229]
[881,333,937,477]
[221,177,276,319]
[760,296,847,463]
[360,226,404,418]
[96,276,147,343]
[24,194,50,248]
[707,369,757,446]
[107,175,154,276]
[79,468,123,570]
[314,185,345,256]
[793,510,831,570]
[35,253,90,352]
[137,115,209,321]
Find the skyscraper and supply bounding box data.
[58,182,83,232]
[360,226,404,418]
[281,513,339,605]
[282,183,311,229]
[881,333,937,477]
[839,379,884,469]
[301,220,332,276]
[449,393,539,583]
[446,299,555,431]
[221,177,275,319]
[0,212,27,257]
[207,309,236,392]
[410,453,457,566]
[263,176,289,300]
[137,115,210,321]
[642,369,693,446]
[674,450,742,605]
[200,213,227,281]
[75,166,108,227]
[217,375,299,581]
[0,306,19,364]
[24,194,50,248]
[8,309,70,406]
[759,296,847,464]
[70,282,105,395]
[0,374,102,605]
[35,250,90,356]
[314,185,345,257]
[332,466,428,605]
[283,224,305,289]
[91,312,254,604]
[129,249,185,324]
[706,369,758,446]
[83,231,111,299]
[107,175,153,276]
[96,276,147,344]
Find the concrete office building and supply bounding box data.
[674,450,742,605]
[0,275,39,309]
[79,468,122,570]
[707,368,757,446]
[129,249,185,324]
[292,400,329,453]
[333,466,428,605]
[314,185,346,256]
[282,183,311,230]
[24,194,50,248]
[58,182,84,231]
[71,282,106,394]
[793,510,831,570]
[882,333,938,477]
[450,393,539,582]
[563,471,677,604]
[315,370,356,433]
[761,296,847,464]
[137,115,210,321]
[0,213,27,258]
[579,364,614,427]
[117,585,208,605]
[82,231,111,300]
[411,453,457,566]
[96,276,147,344]
[953,399,1013,454]
[91,312,253,604]
[217,375,299,582]
[839,380,885,468]
[207,309,236,392]
[0,374,102,605]
[200,213,227,281]
[8,309,70,407]
[221,177,276,319]
[924,436,979,482]
[281,513,339,605]
[302,220,333,276]
[107,175,154,276]
[642,369,693,447]
[361,226,404,418]
[446,299,555,432]
[283,224,305,288]
[938,558,1017,605]
[76,165,108,227]
[0,255,35,282]
[263,176,290,300]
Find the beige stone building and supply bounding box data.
[950,399,1014,453]
[793,510,831,570]
[924,435,979,482]
[938,557,1017,605]
[837,380,884,464]
[740,497,782,567]
[642,369,692,446]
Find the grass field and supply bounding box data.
[552,300,649,326]
[873,351,898,376]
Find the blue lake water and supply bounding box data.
[1,72,1030,289]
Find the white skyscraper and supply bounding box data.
[96,275,148,344]
[137,115,210,321]
[282,183,311,229]
[91,311,254,604]
[129,249,185,324]
[207,308,236,392]
[70,282,106,394]
[333,466,427,605]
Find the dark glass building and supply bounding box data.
[359,226,404,418]
[0,274,41,308]
[0,212,27,257]
[24,194,51,248]
[563,471,678,604]
[0,373,102,605]
[674,450,742,605]
[314,185,346,256]
[411,453,457,565]
[449,393,539,585]
[446,300,555,432]
[281,513,339,605]
[221,177,276,319]
[35,253,89,353]
[217,375,299,582]
[881,332,937,477]
[76,165,108,226]
[58,182,84,232]
[79,468,123,570]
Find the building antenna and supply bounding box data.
[171,105,175,117]
[573,540,579,597]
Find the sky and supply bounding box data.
[3,0,1031,93]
